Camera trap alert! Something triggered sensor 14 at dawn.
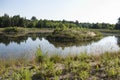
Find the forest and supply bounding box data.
[0,14,120,29]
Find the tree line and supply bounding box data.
[0,14,120,29]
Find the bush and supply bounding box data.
[47,29,102,42]
[3,27,18,33]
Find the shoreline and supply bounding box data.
[0,28,120,79]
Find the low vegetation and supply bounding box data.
[0,27,53,38]
[91,29,120,36]
[1,27,27,38]
[3,27,18,33]
[47,28,102,42]
[0,49,120,80]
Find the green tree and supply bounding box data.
[31,16,37,21]
[2,14,11,27]
[18,18,26,27]
[57,23,67,30]
[12,15,20,27]
[75,20,79,25]
[36,20,43,28]
[115,17,120,29]
[27,21,35,28]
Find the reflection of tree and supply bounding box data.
[0,33,48,46]
[47,39,95,48]
[0,35,28,46]
[31,34,37,41]
[28,33,49,40]
[117,36,120,45]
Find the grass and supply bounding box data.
[90,29,120,36]
[0,27,53,38]
[47,29,102,42]
[91,29,120,33]
[0,27,53,33]
[0,49,120,80]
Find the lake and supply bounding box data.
[0,34,120,60]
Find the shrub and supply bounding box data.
[3,27,18,33]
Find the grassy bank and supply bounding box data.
[0,28,119,37]
[0,27,53,33]
[0,27,53,37]
[0,49,120,80]
[90,29,120,36]
[47,29,102,42]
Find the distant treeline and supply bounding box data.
[0,14,120,29]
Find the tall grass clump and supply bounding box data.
[35,48,44,62]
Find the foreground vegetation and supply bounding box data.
[0,49,120,80]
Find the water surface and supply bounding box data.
[0,35,120,59]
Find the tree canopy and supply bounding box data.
[115,17,120,29]
[0,14,117,30]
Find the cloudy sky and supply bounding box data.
[0,0,120,23]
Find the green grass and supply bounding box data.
[47,29,102,42]
[3,27,20,33]
[0,49,120,80]
[90,29,120,33]
[0,27,53,34]
[90,29,120,36]
[0,27,53,38]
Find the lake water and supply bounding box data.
[0,34,120,59]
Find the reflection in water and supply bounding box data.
[48,40,95,47]
[117,36,120,45]
[0,35,28,46]
[0,35,120,59]
[0,33,46,45]
[40,36,120,55]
